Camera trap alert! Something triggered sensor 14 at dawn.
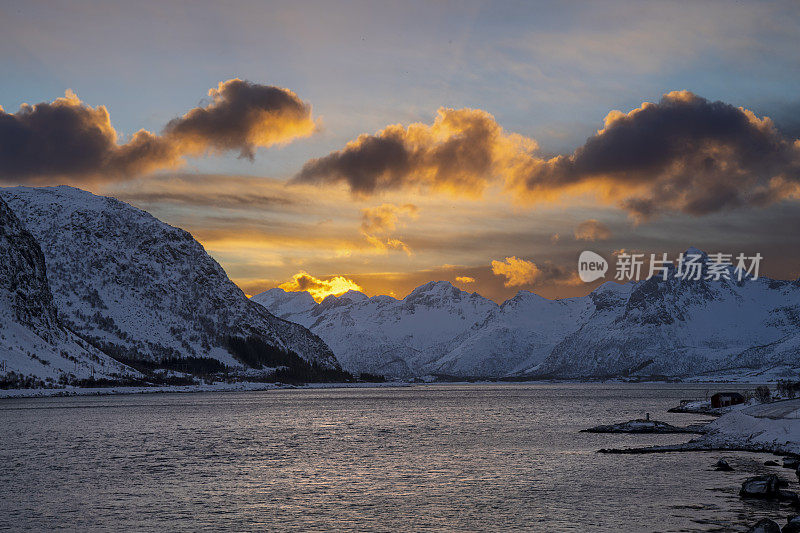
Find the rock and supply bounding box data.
[582,419,701,434]
[741,475,784,498]
[784,515,800,533]
[777,490,800,505]
[765,460,780,466]
[714,458,734,471]
[796,466,800,482]
[784,457,800,469]
[747,518,780,533]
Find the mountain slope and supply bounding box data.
[1,186,339,374]
[0,196,135,386]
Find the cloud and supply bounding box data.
[360,203,419,255]
[574,219,612,241]
[162,79,316,160]
[294,93,800,220]
[278,271,363,302]
[0,79,315,183]
[361,203,419,233]
[294,107,536,196]
[455,276,475,284]
[491,256,541,287]
[516,91,800,219]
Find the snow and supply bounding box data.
[0,193,138,383]
[0,186,338,388]
[700,398,800,454]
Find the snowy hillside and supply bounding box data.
[254,260,800,380]
[1,186,339,375]
[0,196,136,386]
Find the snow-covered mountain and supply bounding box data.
[536,256,800,379]
[253,281,591,378]
[1,186,339,376]
[253,259,800,380]
[0,195,136,386]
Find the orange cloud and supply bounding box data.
[360,203,419,255]
[278,271,363,302]
[491,256,541,287]
[455,276,476,284]
[574,219,612,241]
[294,107,537,197]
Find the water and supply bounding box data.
[1,383,796,531]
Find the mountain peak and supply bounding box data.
[408,280,456,296]
[338,289,368,302]
[683,246,707,258]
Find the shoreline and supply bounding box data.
[599,397,800,456]
[0,380,411,400]
[0,379,771,401]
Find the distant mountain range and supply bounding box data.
[0,186,341,387]
[254,258,800,380]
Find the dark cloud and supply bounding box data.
[0,80,315,183]
[520,91,800,219]
[295,92,800,219]
[163,79,315,160]
[293,108,531,196]
[0,91,177,180]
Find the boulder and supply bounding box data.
[784,515,800,533]
[784,457,800,470]
[741,475,784,498]
[777,490,800,505]
[714,458,734,471]
[746,519,780,533]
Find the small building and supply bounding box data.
[710,392,745,408]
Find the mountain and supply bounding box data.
[253,281,591,378]
[1,186,340,379]
[0,195,135,387]
[535,260,800,379]
[254,282,498,377]
[253,260,800,380]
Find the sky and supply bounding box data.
[1,0,800,302]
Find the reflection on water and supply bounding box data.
[0,383,796,531]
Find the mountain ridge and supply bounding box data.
[253,263,800,380]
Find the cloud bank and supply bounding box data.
[295,92,800,219]
[0,79,315,183]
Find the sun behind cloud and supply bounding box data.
[279,271,363,302]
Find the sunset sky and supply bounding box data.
[2,0,800,302]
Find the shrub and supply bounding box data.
[754,385,772,403]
